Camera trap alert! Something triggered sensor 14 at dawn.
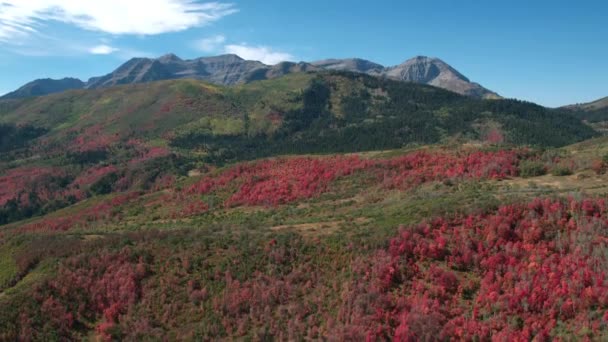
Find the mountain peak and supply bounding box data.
[408,55,436,61]
[399,56,448,68]
[157,53,182,63]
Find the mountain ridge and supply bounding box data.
[1,54,499,100]
[564,96,608,111]
[562,95,608,123]
[1,77,85,100]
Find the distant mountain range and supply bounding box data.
[1,54,500,100]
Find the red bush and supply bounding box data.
[338,197,608,340]
[72,165,118,187]
[187,150,522,208]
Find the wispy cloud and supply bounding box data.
[0,1,238,41]
[89,44,119,55]
[194,34,226,53]
[224,44,294,65]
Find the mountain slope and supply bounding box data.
[311,58,385,74]
[563,96,608,123]
[566,96,608,111]
[4,54,499,99]
[1,78,85,100]
[0,71,593,165]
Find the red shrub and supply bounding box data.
[128,146,171,165]
[187,149,522,208]
[0,166,82,209]
[71,125,120,153]
[338,197,608,339]
[592,159,607,175]
[72,165,118,187]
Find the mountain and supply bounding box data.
[562,96,608,123]
[3,54,499,99]
[0,71,592,165]
[313,56,500,99]
[86,54,270,88]
[1,78,85,100]
[384,56,500,99]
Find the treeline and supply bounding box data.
[568,108,608,123]
[0,123,47,153]
[170,72,596,164]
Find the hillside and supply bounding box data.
[0,71,593,161]
[0,71,604,340]
[3,54,498,99]
[0,72,595,223]
[564,96,608,123]
[567,96,608,111]
[3,136,608,339]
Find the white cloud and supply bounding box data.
[224,44,293,65]
[89,44,118,55]
[0,1,237,41]
[194,34,225,52]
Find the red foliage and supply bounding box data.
[378,150,519,189]
[20,192,141,232]
[338,197,608,340]
[24,248,146,340]
[0,167,51,205]
[72,165,118,187]
[177,201,209,218]
[71,125,120,152]
[188,155,374,207]
[128,146,171,165]
[0,166,69,206]
[187,150,521,208]
[484,128,505,144]
[592,159,607,175]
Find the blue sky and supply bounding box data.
[0,0,606,107]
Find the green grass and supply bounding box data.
[0,247,18,291]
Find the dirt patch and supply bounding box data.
[501,172,608,193]
[270,217,371,237]
[81,234,105,241]
[188,170,203,177]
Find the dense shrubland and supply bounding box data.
[3,196,608,340]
